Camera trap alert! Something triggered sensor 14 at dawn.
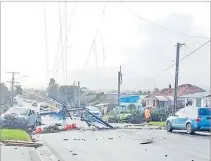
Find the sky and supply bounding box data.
[1,2,210,91]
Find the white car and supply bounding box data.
[1,107,38,129]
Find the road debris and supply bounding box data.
[140,139,154,144]
[1,140,43,148]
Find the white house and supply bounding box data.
[181,91,210,107]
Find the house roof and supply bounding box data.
[181,91,210,98]
[149,84,205,98]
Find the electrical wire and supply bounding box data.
[55,3,77,76]
[134,40,210,89]
[83,2,108,69]
[52,2,66,78]
[44,4,49,81]
[65,2,68,103]
[121,2,210,40]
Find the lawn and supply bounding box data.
[0,129,31,141]
[148,121,166,127]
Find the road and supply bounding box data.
[35,127,210,161]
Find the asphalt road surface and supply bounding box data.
[35,128,210,161]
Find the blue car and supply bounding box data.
[166,106,210,134]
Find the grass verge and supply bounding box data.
[148,121,166,127]
[0,129,31,141]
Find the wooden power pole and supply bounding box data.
[118,66,122,107]
[173,43,185,115]
[6,72,20,106]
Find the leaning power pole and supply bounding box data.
[173,43,185,115]
[7,72,20,106]
[117,66,122,107]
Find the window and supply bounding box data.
[153,100,155,107]
[196,98,201,107]
[198,108,210,116]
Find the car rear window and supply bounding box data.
[198,108,210,116]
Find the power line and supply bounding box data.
[121,2,210,40]
[55,3,77,76]
[84,2,108,69]
[52,2,66,78]
[135,40,210,89]
[44,4,49,81]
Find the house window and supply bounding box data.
[196,98,201,107]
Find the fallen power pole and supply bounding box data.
[173,43,185,115]
[6,72,20,106]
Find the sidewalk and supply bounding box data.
[1,145,41,161]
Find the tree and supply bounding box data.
[143,91,148,95]
[147,91,151,96]
[47,78,59,97]
[153,88,159,94]
[15,85,22,94]
[137,90,143,95]
[141,100,146,107]
[59,85,79,104]
[0,83,10,105]
[128,104,136,111]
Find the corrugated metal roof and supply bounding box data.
[181,91,210,98]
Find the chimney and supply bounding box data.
[169,84,171,89]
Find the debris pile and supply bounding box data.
[34,123,78,134]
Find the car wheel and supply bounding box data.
[166,121,173,132]
[186,123,194,134]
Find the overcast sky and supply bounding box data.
[1,2,210,91]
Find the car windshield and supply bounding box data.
[6,108,28,115]
[198,108,210,116]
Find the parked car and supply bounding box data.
[166,106,210,134]
[86,106,102,119]
[1,107,38,129]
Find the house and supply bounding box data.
[116,95,147,111]
[145,84,205,108]
[180,91,210,107]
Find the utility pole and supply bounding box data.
[117,66,122,107]
[73,81,77,108]
[6,72,20,106]
[173,43,185,115]
[77,81,80,108]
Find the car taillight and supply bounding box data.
[196,117,201,122]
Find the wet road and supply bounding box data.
[36,128,210,161]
